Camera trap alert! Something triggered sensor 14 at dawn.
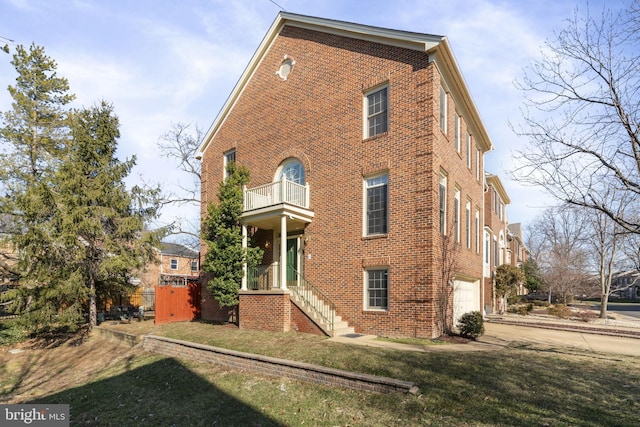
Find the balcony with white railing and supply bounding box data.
[240,178,314,230]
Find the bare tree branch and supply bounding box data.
[512,1,640,234]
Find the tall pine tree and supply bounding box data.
[55,102,161,328]
[1,45,162,333]
[0,44,75,332]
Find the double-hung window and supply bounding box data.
[454,113,461,152]
[465,200,471,249]
[365,174,388,235]
[454,189,460,243]
[475,209,481,253]
[224,149,236,180]
[439,174,447,234]
[366,268,388,310]
[466,133,472,169]
[170,259,178,270]
[440,86,447,134]
[365,86,388,138]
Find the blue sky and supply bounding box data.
[0,0,615,236]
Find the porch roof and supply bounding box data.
[240,203,314,231]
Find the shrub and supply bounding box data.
[457,311,484,339]
[547,304,572,319]
[576,310,598,322]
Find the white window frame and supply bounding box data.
[223,149,236,180]
[476,148,481,181]
[440,86,447,134]
[454,189,460,243]
[475,209,480,253]
[170,259,178,270]
[363,173,389,236]
[364,267,389,311]
[191,260,198,272]
[454,113,461,152]
[466,133,472,169]
[364,85,388,138]
[465,200,471,249]
[439,173,447,235]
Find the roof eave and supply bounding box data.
[427,38,493,153]
[196,12,445,158]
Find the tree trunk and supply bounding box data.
[599,294,608,319]
[89,279,97,329]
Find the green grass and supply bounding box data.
[0,317,25,346]
[376,336,448,346]
[3,320,640,426]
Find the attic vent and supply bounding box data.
[276,56,295,81]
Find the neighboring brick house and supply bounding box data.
[483,174,510,313]
[130,242,200,315]
[197,12,497,338]
[507,222,529,295]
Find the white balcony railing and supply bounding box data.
[244,178,310,211]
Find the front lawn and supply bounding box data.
[2,319,639,426]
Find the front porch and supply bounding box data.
[239,177,314,293]
[238,178,353,337]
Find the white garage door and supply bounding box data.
[453,280,479,325]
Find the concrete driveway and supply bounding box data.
[480,322,640,357]
[330,322,640,356]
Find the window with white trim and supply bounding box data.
[440,87,447,134]
[476,148,481,181]
[466,133,472,169]
[439,173,447,234]
[465,200,471,249]
[191,261,198,272]
[454,189,460,243]
[475,209,480,253]
[170,259,178,270]
[365,268,388,310]
[365,86,388,138]
[276,158,305,184]
[224,149,236,179]
[454,113,460,152]
[364,174,388,235]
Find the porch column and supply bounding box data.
[280,214,288,290]
[241,223,248,291]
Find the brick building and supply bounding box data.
[483,174,510,313]
[198,12,497,338]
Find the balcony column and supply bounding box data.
[280,214,288,290]
[241,224,248,291]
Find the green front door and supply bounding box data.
[286,237,298,287]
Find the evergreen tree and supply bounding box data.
[54,102,161,328]
[1,45,162,333]
[202,162,262,307]
[0,44,76,332]
[521,258,543,293]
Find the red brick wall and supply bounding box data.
[290,303,326,336]
[200,277,237,323]
[201,25,486,338]
[238,292,291,333]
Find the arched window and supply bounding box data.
[276,158,305,184]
